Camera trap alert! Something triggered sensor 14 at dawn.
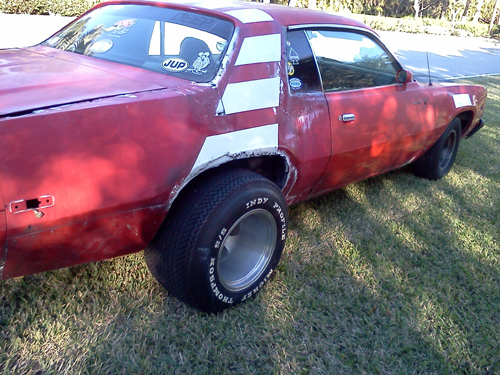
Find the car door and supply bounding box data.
[303,28,435,195]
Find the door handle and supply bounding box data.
[339,113,356,123]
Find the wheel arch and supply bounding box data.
[456,110,475,136]
[168,154,289,211]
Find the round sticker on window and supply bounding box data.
[89,39,113,54]
[161,58,189,72]
[289,78,302,90]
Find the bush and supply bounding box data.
[348,13,493,37]
[454,21,490,37]
[492,25,500,37]
[0,0,100,16]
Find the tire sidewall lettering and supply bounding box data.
[273,201,287,241]
[206,193,287,305]
[208,256,234,304]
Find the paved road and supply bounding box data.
[1,14,499,81]
[380,31,500,81]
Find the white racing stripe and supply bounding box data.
[221,76,280,115]
[235,34,281,66]
[192,124,279,171]
[225,9,274,23]
[194,1,233,10]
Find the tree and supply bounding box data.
[473,0,485,22]
[490,0,500,33]
[461,0,471,20]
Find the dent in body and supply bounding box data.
[168,123,284,206]
[277,89,332,204]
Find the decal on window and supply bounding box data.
[89,39,114,54]
[289,78,302,90]
[287,61,295,76]
[188,52,211,75]
[104,19,137,35]
[288,44,299,65]
[162,57,189,72]
[172,13,216,29]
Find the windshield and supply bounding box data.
[43,4,234,83]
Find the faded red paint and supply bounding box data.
[0,1,487,279]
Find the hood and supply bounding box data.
[0,46,176,117]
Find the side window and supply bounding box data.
[306,30,399,92]
[286,30,322,93]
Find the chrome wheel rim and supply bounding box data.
[439,129,457,171]
[217,209,277,292]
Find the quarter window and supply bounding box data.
[306,30,399,92]
[286,30,322,93]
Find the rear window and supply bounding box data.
[43,4,234,83]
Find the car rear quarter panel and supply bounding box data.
[212,14,333,204]
[428,83,486,138]
[0,85,220,278]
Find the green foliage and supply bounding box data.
[0,0,100,16]
[491,24,500,37]
[453,21,490,36]
[351,13,493,37]
[273,0,499,27]
[2,0,498,35]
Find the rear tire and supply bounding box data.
[412,117,461,180]
[145,169,288,313]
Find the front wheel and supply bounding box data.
[412,117,461,180]
[145,169,288,313]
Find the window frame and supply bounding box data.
[287,24,405,93]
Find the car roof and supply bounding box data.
[100,0,373,32]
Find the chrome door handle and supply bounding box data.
[340,113,356,122]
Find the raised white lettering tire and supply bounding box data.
[145,169,288,313]
[412,117,461,180]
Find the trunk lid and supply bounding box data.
[0,46,180,117]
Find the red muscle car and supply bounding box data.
[0,0,486,312]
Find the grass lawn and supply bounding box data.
[1,76,499,375]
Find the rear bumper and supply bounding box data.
[466,118,485,139]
